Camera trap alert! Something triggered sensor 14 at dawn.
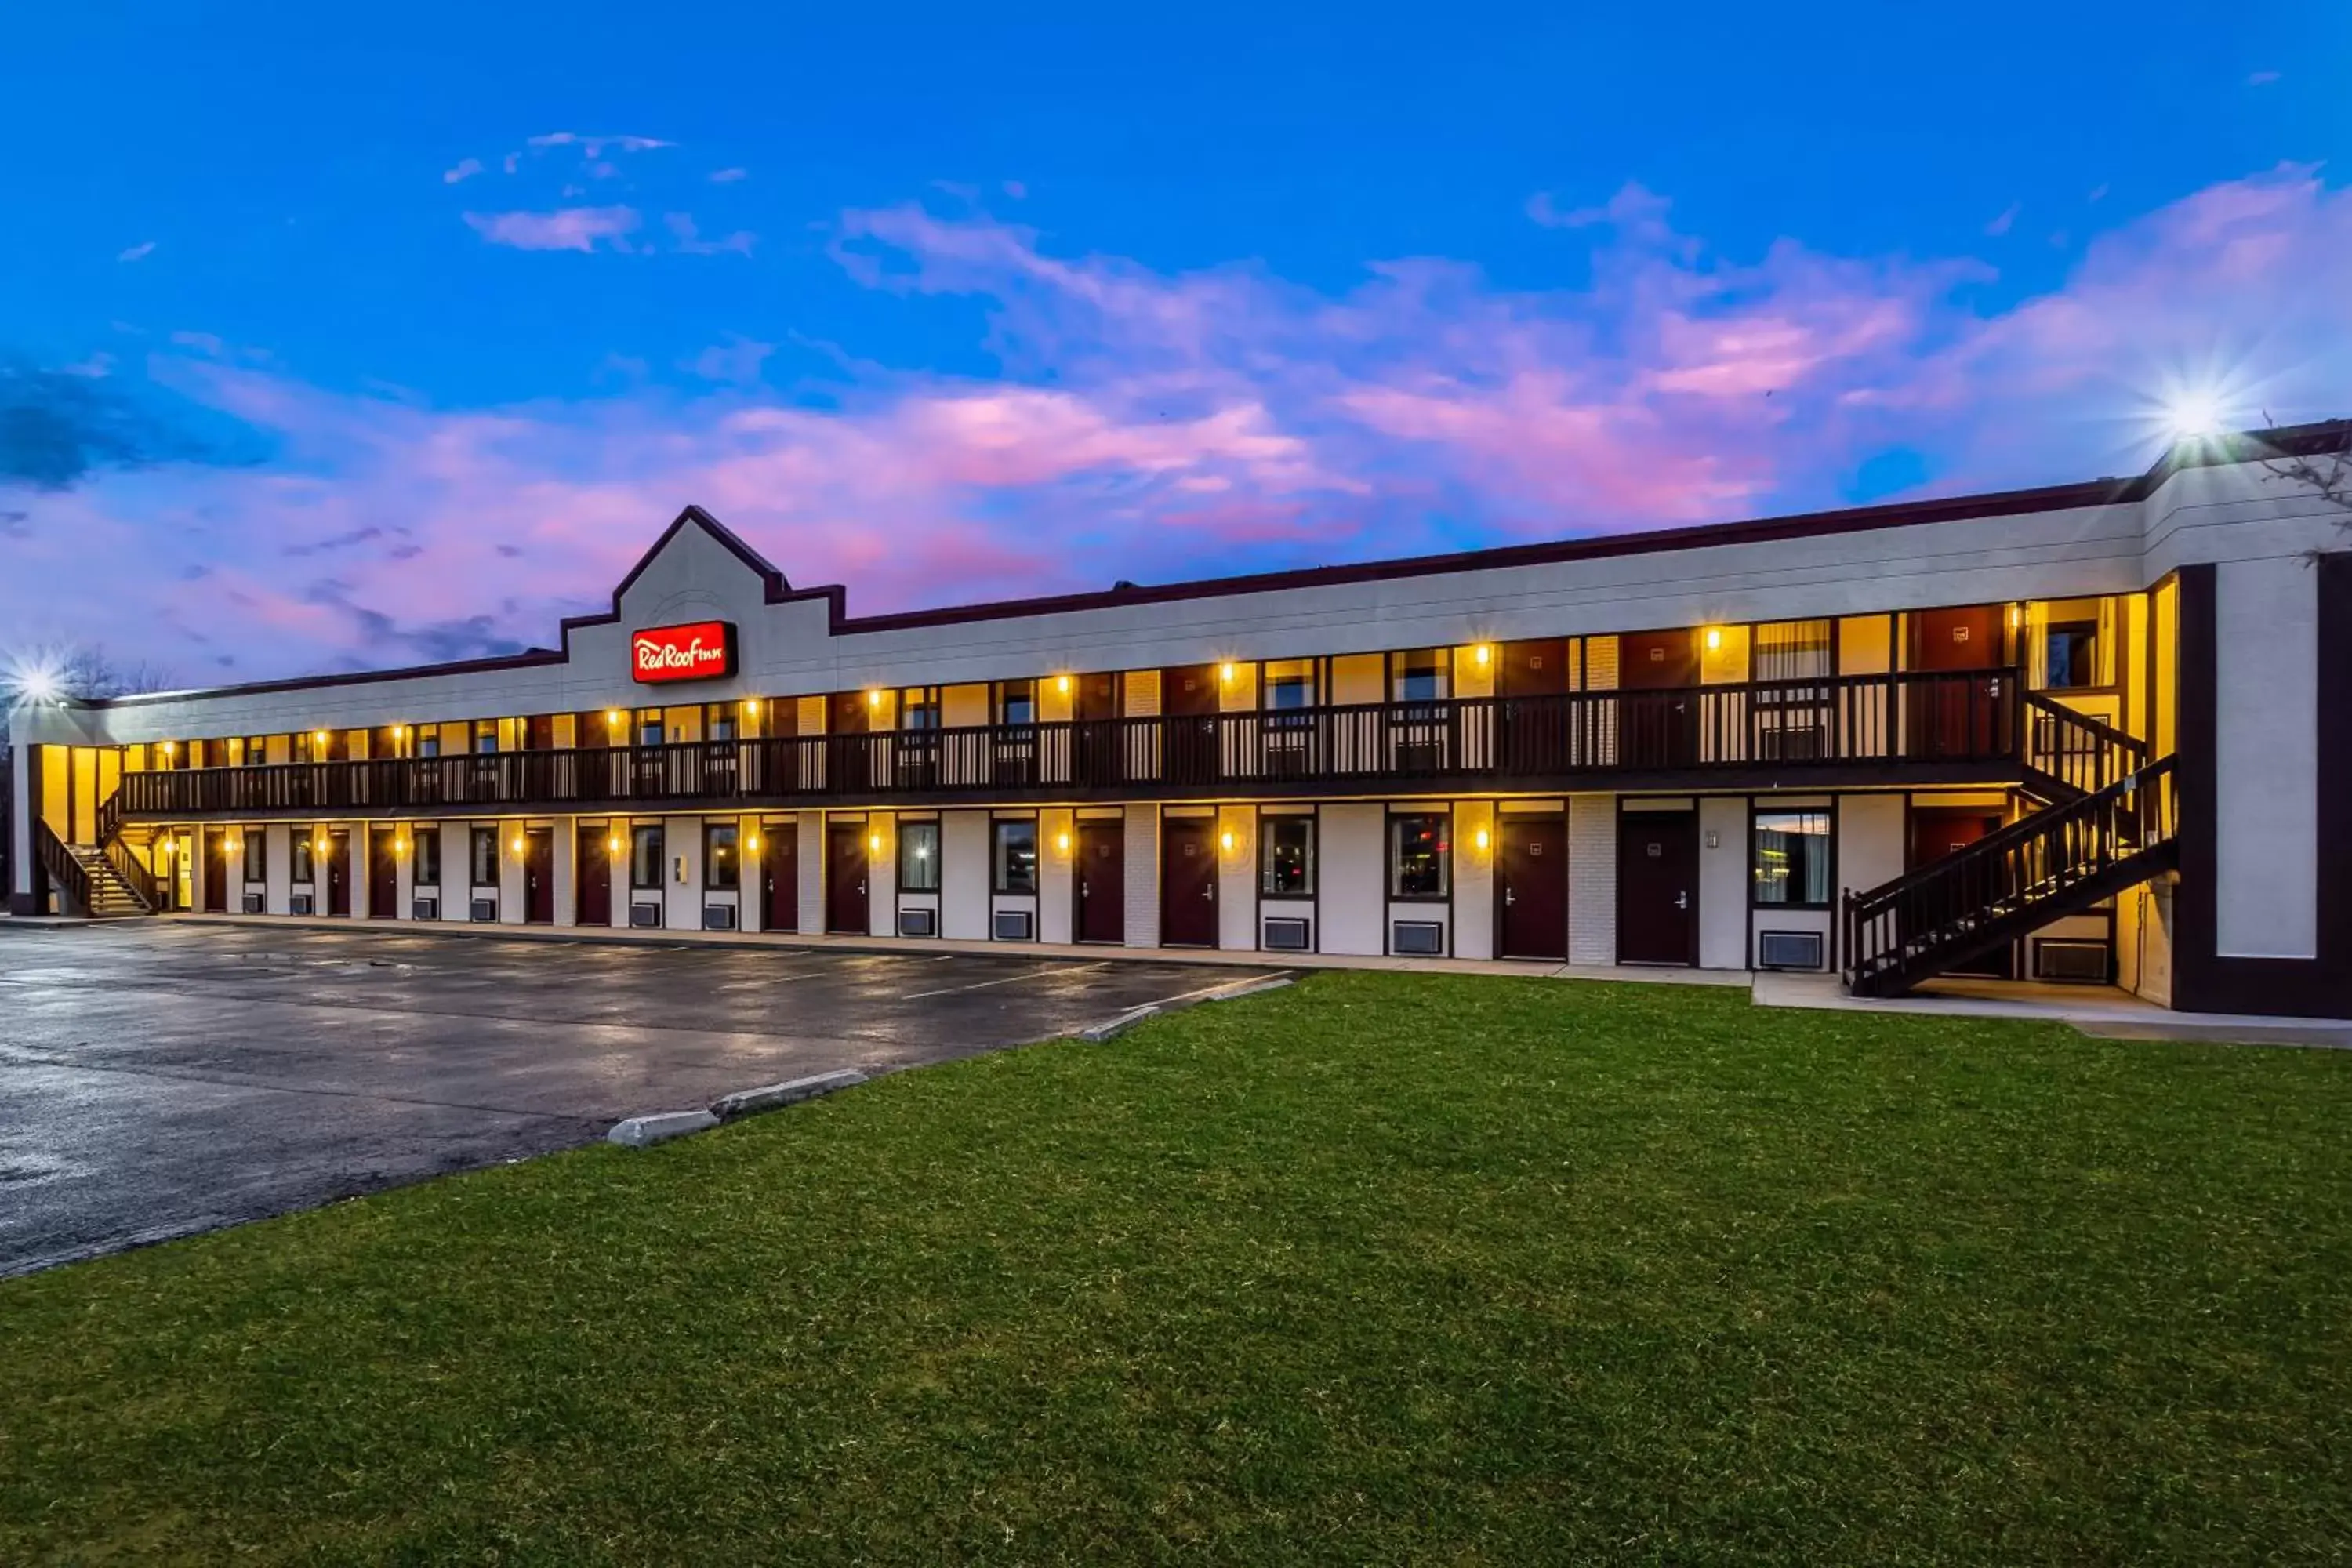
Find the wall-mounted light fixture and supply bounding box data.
[868,831,883,852]
[746,834,761,853]
[1219,662,1236,683]
[1704,628,1723,652]
[1474,644,1492,666]
[1473,826,1490,852]
[866,690,882,708]
[1220,830,1236,853]
[1056,831,1072,854]
[1055,675,1071,694]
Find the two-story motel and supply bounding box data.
[11,423,2349,1016]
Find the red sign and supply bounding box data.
[631,620,736,684]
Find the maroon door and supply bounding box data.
[524,827,554,924]
[1075,672,1123,785]
[576,825,612,926]
[1160,817,1219,946]
[524,714,556,751]
[762,822,799,931]
[368,827,398,918]
[1616,809,1697,964]
[826,822,869,935]
[1907,807,2010,978]
[201,829,228,913]
[1163,663,1221,786]
[1907,605,2010,760]
[325,830,351,916]
[1618,630,1700,768]
[1497,815,1568,959]
[1076,819,1126,944]
[828,692,872,793]
[1498,637,1573,774]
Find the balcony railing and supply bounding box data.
[114,668,2023,819]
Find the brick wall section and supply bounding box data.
[1123,670,1161,717]
[1584,636,1619,691]
[1124,803,1160,947]
[1568,793,1617,965]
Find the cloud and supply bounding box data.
[2248,70,2281,85]
[0,358,249,491]
[463,206,641,252]
[10,163,2351,679]
[1525,182,1676,242]
[442,158,484,184]
[709,167,748,183]
[117,241,156,263]
[665,212,756,256]
[526,132,673,156]
[1984,203,2019,236]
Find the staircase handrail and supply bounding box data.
[33,822,92,916]
[102,837,161,912]
[2020,692,2148,797]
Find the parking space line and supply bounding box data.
[901,962,1106,1000]
[1126,973,1297,1010]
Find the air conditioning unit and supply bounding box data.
[1261,916,1312,952]
[470,898,498,923]
[702,903,739,931]
[241,892,265,915]
[412,896,440,921]
[2035,938,2111,984]
[994,909,1034,942]
[630,902,663,928]
[1391,920,1444,956]
[290,892,314,916]
[1757,930,1826,971]
[898,907,938,938]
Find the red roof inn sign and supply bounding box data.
[630,621,737,684]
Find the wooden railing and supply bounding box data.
[103,837,161,911]
[34,822,89,916]
[114,668,2024,820]
[2022,693,2147,798]
[1843,754,2177,996]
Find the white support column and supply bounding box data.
[1039,808,1075,945]
[553,816,577,927]
[797,809,824,935]
[1454,800,1495,961]
[1218,805,1257,950]
[1123,803,1160,948]
[1567,795,1617,966]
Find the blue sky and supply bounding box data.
[2,2,2347,679]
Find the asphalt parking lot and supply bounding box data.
[0,922,1263,1277]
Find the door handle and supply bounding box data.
[1675,891,1690,909]
[1202,885,1214,901]
[1504,888,1516,906]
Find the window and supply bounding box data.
[243,828,267,883]
[416,730,442,758]
[993,819,1038,895]
[996,680,1036,727]
[1389,813,1450,898]
[2044,621,2100,690]
[292,832,315,883]
[630,824,665,889]
[704,703,739,743]
[243,736,270,766]
[414,826,442,887]
[470,826,499,887]
[899,821,942,891]
[1264,659,1318,713]
[705,822,739,889]
[1261,815,1316,897]
[290,731,313,764]
[1755,620,1833,682]
[1752,810,1831,907]
[1392,649,1450,704]
[473,720,500,755]
[901,688,942,731]
[635,708,666,747]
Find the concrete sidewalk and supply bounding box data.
[1753,970,2352,1047]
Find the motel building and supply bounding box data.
[9,422,2350,1018]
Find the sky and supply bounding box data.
[2,2,2348,684]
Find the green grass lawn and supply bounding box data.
[5,974,2350,1564]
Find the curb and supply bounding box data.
[610,1067,872,1149]
[1076,1005,1159,1043]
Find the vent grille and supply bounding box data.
[1757,930,1825,971]
[1261,916,1311,952]
[1391,920,1444,956]
[702,903,739,931]
[629,902,663,928]
[470,898,498,923]
[290,893,314,916]
[412,896,440,921]
[898,907,938,938]
[241,892,266,915]
[993,909,1034,942]
[2034,938,2110,984]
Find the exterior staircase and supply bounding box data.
[32,799,160,919]
[1843,752,2176,998]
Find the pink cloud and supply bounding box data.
[463,207,641,253]
[442,158,483,184]
[9,164,2350,680]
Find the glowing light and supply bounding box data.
[606,710,622,727]
[868,832,882,852]
[2008,604,2024,630]
[1474,644,1492,667]
[866,690,882,707]
[744,699,760,714]
[160,741,176,756]
[746,835,761,853]
[1220,830,1236,853]
[395,838,408,855]
[1704,628,1722,652]
[1055,675,1071,694]
[511,835,525,855]
[2163,388,2225,441]
[608,835,622,855]
[1219,662,1236,682]
[393,724,407,738]
[1474,826,1491,852]
[314,730,328,742]
[1056,831,1071,853]
[9,664,61,704]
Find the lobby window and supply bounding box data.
[1755,620,1834,682]
[996,680,1036,728]
[704,703,739,743]
[292,833,315,883]
[470,827,499,887]
[1752,809,1831,908]
[2043,620,2100,690]
[1392,649,1450,704]
[243,828,267,883]
[993,819,1038,895]
[899,821,941,892]
[1389,813,1450,898]
[635,709,666,747]
[705,822,740,890]
[473,720,500,755]
[1261,815,1316,897]
[415,828,442,887]
[630,824,664,889]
